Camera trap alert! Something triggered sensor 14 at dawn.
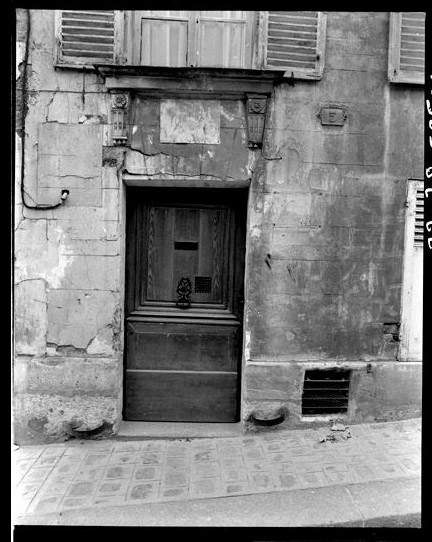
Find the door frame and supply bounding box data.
[122,179,250,423]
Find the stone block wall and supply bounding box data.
[13,10,423,441]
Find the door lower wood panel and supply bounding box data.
[125,371,238,422]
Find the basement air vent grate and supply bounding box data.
[302,369,351,415]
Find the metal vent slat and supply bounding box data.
[302,370,351,415]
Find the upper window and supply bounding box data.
[388,12,425,85]
[55,10,327,80]
[128,11,254,69]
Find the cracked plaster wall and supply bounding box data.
[14,10,123,443]
[241,12,423,425]
[125,96,255,181]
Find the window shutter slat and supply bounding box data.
[58,10,116,64]
[388,12,425,85]
[265,11,327,80]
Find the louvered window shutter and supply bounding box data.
[413,186,424,247]
[56,10,117,65]
[388,12,425,84]
[264,11,327,79]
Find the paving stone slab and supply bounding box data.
[40,446,67,457]
[133,465,162,481]
[191,461,220,478]
[158,485,190,501]
[220,455,245,468]
[140,441,167,452]
[73,465,105,481]
[15,447,45,460]
[67,480,96,497]
[27,495,62,515]
[21,467,54,483]
[104,464,135,479]
[96,478,131,495]
[15,481,44,500]
[113,442,143,452]
[162,467,189,486]
[127,481,160,502]
[139,452,165,465]
[190,476,224,498]
[90,494,128,507]
[109,451,141,464]
[59,496,91,511]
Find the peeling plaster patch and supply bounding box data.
[16,42,25,79]
[285,331,296,342]
[87,326,114,355]
[246,150,257,177]
[14,221,74,288]
[44,225,74,288]
[368,262,378,295]
[250,226,262,240]
[15,279,47,356]
[221,108,236,122]
[78,114,106,124]
[47,290,118,350]
[239,129,248,145]
[244,330,251,361]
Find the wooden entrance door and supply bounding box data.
[124,188,247,422]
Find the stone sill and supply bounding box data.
[94,65,287,97]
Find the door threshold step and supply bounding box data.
[115,421,243,440]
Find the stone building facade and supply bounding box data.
[14,10,423,443]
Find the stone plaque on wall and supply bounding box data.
[160,99,220,144]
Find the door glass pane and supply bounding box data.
[199,21,245,68]
[141,19,187,66]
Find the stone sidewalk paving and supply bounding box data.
[12,418,421,522]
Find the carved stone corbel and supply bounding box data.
[246,94,269,148]
[111,93,129,145]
